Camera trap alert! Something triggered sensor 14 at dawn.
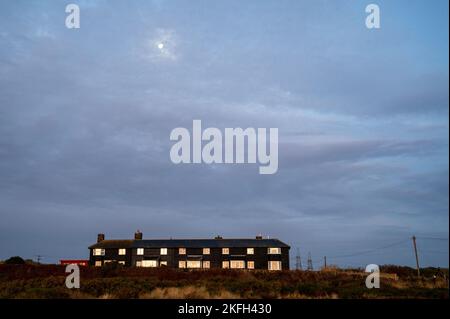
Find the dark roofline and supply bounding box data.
[88,240,134,249]
[89,238,290,249]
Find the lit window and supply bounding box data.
[118,248,126,255]
[267,247,281,254]
[230,260,245,269]
[93,248,105,256]
[160,261,168,266]
[268,261,282,271]
[141,260,158,267]
[160,248,167,255]
[136,261,142,267]
[137,248,144,255]
[222,261,230,269]
[118,261,125,265]
[203,248,210,255]
[179,248,186,255]
[104,260,113,264]
[247,261,255,269]
[95,261,102,267]
[247,248,254,255]
[203,261,210,269]
[178,260,186,268]
[187,260,201,268]
[222,248,229,255]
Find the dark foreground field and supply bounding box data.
[0,264,448,299]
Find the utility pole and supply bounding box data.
[307,252,313,271]
[412,236,420,277]
[324,256,327,269]
[295,248,302,270]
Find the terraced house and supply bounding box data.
[89,231,290,270]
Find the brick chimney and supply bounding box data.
[256,234,263,240]
[214,235,223,240]
[97,233,105,243]
[134,230,143,240]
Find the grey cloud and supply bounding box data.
[0,0,448,267]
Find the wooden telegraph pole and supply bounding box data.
[412,236,420,277]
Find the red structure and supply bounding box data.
[60,259,89,266]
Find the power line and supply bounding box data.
[326,239,410,260]
[291,235,448,269]
[421,250,449,254]
[416,237,449,241]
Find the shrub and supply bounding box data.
[4,256,25,265]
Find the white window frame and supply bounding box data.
[93,248,105,256]
[160,261,168,266]
[136,261,142,267]
[118,248,126,255]
[267,247,281,255]
[141,260,158,268]
[118,261,125,265]
[160,248,168,255]
[268,261,282,271]
[222,261,230,269]
[203,248,210,255]
[222,248,229,255]
[230,260,245,269]
[203,261,210,269]
[187,260,202,269]
[178,260,186,268]
[247,261,255,269]
[137,248,144,255]
[179,248,186,255]
[247,248,254,255]
[94,261,102,267]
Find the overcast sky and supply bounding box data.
[0,0,448,268]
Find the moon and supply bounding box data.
[157,43,164,50]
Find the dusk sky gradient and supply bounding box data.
[0,0,448,268]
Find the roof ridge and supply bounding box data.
[89,238,290,249]
[135,237,281,240]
